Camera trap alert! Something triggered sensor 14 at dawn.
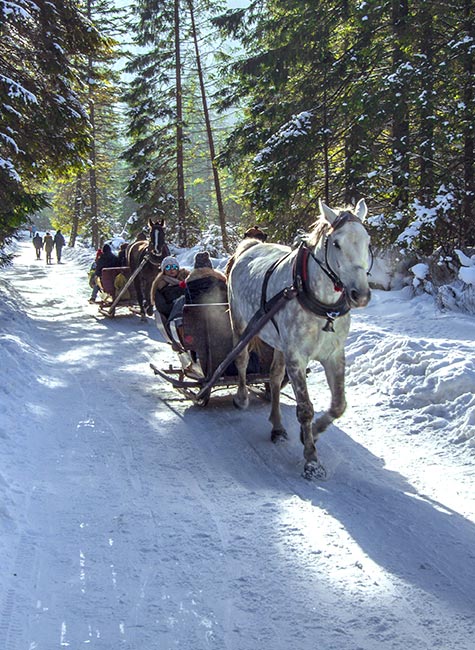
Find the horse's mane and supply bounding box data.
[225,238,261,277]
[305,212,333,248]
[305,202,360,248]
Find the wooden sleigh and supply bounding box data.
[96,266,138,317]
[150,281,297,407]
[150,302,277,407]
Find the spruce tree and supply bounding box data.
[0,0,104,256]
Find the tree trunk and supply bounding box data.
[417,6,435,208]
[323,69,330,204]
[69,174,83,248]
[175,0,186,247]
[86,0,99,249]
[188,0,229,252]
[391,0,410,214]
[462,0,475,246]
[88,93,99,249]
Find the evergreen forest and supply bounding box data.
[1,0,474,272]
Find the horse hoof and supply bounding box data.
[302,460,327,481]
[271,429,288,443]
[146,305,153,316]
[233,396,248,410]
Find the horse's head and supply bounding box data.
[147,218,166,257]
[318,199,372,308]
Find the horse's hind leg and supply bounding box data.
[268,349,287,442]
[313,353,347,438]
[232,343,250,410]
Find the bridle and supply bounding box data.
[147,224,166,265]
[309,211,373,292]
[259,211,372,332]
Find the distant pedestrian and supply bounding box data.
[32,233,43,260]
[43,232,54,265]
[53,230,66,263]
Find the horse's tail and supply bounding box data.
[225,239,261,278]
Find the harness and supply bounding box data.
[294,244,350,331]
[260,211,371,333]
[147,224,169,266]
[147,249,167,267]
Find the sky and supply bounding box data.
[0,234,474,649]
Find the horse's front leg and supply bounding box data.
[286,357,326,479]
[268,349,287,442]
[232,342,250,410]
[137,278,147,321]
[313,352,347,438]
[145,280,154,316]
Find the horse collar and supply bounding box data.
[293,244,350,332]
[147,248,164,266]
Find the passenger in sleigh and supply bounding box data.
[165,252,227,378]
[185,251,227,304]
[165,251,227,326]
[151,255,189,322]
[94,244,120,294]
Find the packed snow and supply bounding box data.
[1,233,475,649]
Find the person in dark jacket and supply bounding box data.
[117,242,129,266]
[95,244,119,281]
[151,256,189,319]
[185,251,227,304]
[88,248,103,303]
[166,251,227,333]
[53,230,66,263]
[32,233,43,259]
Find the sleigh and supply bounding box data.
[150,302,278,406]
[97,266,139,317]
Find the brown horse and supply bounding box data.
[127,219,170,320]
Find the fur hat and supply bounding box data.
[102,243,111,253]
[244,225,267,241]
[161,255,179,271]
[194,251,213,269]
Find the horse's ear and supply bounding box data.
[354,198,367,222]
[319,199,339,225]
[148,218,153,228]
[160,219,165,227]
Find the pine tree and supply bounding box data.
[123,0,230,247]
[0,0,104,256]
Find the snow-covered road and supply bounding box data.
[1,238,474,649]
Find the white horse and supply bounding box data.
[228,199,371,479]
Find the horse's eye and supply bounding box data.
[333,240,341,250]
